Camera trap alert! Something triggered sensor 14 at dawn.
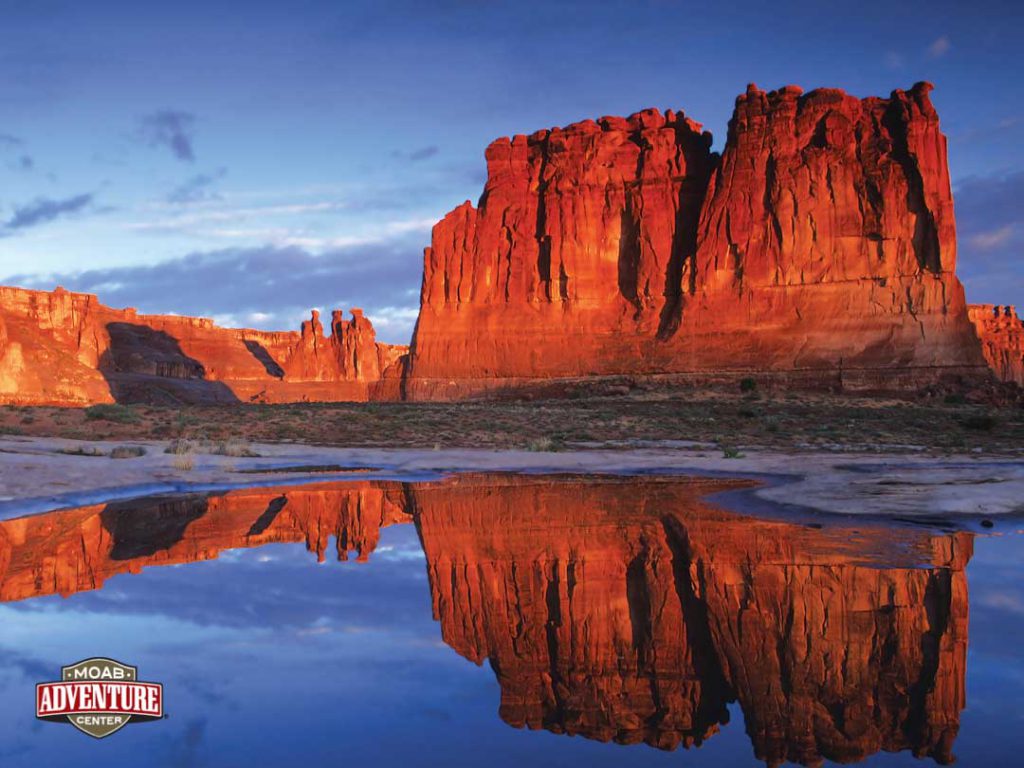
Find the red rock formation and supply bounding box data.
[968,304,1024,385]
[405,83,988,398]
[410,474,971,763]
[0,285,407,406]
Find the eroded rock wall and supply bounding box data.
[405,83,987,398]
[968,304,1024,385]
[0,286,407,405]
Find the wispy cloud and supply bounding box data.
[7,155,33,172]
[139,110,197,162]
[928,35,951,58]
[884,51,904,70]
[167,167,228,204]
[3,240,424,343]
[394,145,440,162]
[0,133,23,148]
[5,193,94,231]
[969,225,1015,251]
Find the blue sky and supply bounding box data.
[0,0,1021,343]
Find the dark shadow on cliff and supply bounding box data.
[244,340,285,379]
[98,322,241,405]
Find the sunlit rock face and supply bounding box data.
[409,474,971,765]
[404,83,987,399]
[0,474,972,764]
[0,286,407,406]
[968,304,1024,385]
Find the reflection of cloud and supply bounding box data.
[4,193,94,231]
[139,110,197,162]
[928,35,951,58]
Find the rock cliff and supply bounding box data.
[968,304,1024,385]
[0,285,407,405]
[405,83,988,398]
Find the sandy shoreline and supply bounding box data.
[1,435,1022,526]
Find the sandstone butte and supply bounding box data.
[0,475,970,765]
[405,81,997,398]
[0,80,1018,406]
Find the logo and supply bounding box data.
[36,658,164,739]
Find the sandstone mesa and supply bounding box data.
[0,81,1019,406]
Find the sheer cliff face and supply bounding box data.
[0,286,407,406]
[0,474,972,764]
[406,83,987,398]
[968,304,1024,385]
[409,110,717,393]
[409,475,971,765]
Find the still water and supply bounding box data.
[0,474,1020,766]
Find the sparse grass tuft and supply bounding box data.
[210,440,259,457]
[172,454,195,471]
[84,404,140,424]
[109,445,147,459]
[164,438,196,455]
[739,377,757,393]
[722,446,745,459]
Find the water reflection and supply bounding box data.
[0,475,974,766]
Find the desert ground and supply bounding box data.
[1,388,1022,525]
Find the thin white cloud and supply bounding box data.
[968,225,1015,251]
[928,35,951,58]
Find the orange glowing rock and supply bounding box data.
[0,285,406,406]
[968,304,1024,385]
[404,83,988,399]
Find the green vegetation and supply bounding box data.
[84,404,140,424]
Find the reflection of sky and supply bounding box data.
[0,520,1021,767]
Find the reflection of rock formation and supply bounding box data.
[0,285,407,406]
[0,483,409,601]
[0,474,972,765]
[409,474,972,765]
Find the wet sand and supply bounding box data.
[1,435,1021,524]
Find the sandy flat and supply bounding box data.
[0,435,1021,525]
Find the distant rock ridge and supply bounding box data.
[0,285,406,405]
[968,304,1024,385]
[404,82,991,399]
